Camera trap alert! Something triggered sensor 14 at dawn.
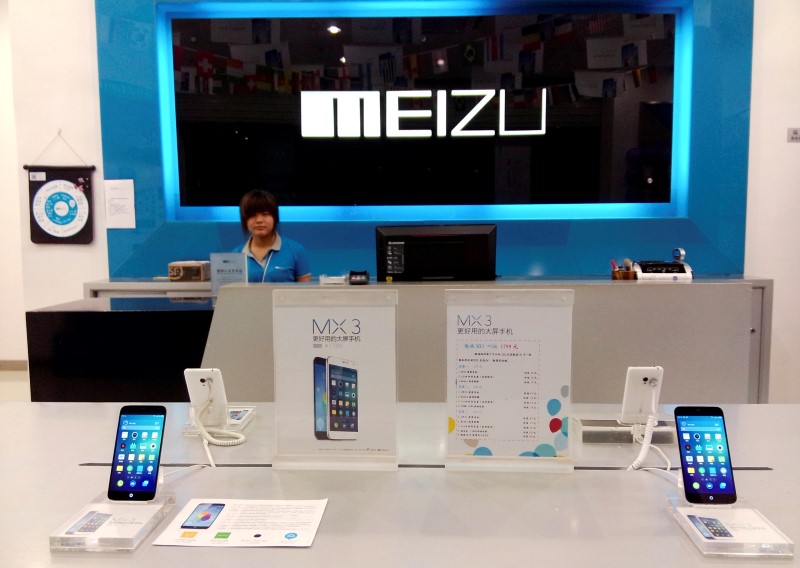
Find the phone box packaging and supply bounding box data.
[168,260,211,281]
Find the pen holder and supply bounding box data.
[611,269,636,280]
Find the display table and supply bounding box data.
[1,401,797,566]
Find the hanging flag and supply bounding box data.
[520,24,541,51]
[553,16,575,43]
[485,33,505,62]
[461,40,485,66]
[379,52,397,88]
[195,50,215,94]
[404,53,419,79]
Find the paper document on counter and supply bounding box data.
[154,498,327,547]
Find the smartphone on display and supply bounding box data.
[674,406,737,504]
[313,357,329,440]
[107,405,167,501]
[326,356,358,440]
[181,502,225,529]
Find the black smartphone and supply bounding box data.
[313,357,329,440]
[107,405,167,501]
[674,406,737,504]
[181,502,225,529]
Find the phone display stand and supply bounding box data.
[669,498,794,558]
[575,418,676,444]
[49,490,175,552]
[181,405,256,436]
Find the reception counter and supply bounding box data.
[202,279,771,404]
[26,297,213,402]
[37,278,772,405]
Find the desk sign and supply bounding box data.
[210,253,247,296]
[445,289,574,472]
[272,289,398,470]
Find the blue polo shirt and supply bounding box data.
[234,233,311,283]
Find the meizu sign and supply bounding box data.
[301,89,547,139]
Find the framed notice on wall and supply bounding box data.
[26,165,95,244]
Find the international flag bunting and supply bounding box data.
[632,67,642,88]
[485,33,505,62]
[404,53,419,79]
[379,52,397,88]
[461,40,484,66]
[520,24,541,51]
[300,70,321,91]
[172,45,183,71]
[587,14,617,36]
[416,51,434,77]
[195,51,216,78]
[553,16,575,43]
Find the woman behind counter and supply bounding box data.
[234,190,311,282]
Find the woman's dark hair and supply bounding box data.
[239,190,279,235]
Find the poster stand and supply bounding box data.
[272,288,399,471]
[445,289,575,472]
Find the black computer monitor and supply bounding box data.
[376,224,497,282]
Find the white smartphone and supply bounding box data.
[326,356,358,440]
[184,368,229,427]
[619,365,664,424]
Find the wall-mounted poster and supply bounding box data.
[26,166,94,244]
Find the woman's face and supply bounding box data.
[246,211,275,238]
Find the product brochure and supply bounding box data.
[154,498,328,547]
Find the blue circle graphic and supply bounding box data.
[44,191,78,225]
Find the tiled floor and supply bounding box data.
[0,370,31,401]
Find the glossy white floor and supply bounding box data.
[0,369,30,401]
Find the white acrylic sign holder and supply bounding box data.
[445,289,575,472]
[50,489,175,552]
[272,288,399,471]
[671,501,793,558]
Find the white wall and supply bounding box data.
[0,0,26,361]
[745,0,800,402]
[1,0,799,402]
[2,0,107,362]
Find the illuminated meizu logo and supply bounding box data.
[312,318,362,335]
[301,89,547,139]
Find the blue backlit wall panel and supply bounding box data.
[95,0,752,277]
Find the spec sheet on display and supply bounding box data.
[446,289,574,464]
